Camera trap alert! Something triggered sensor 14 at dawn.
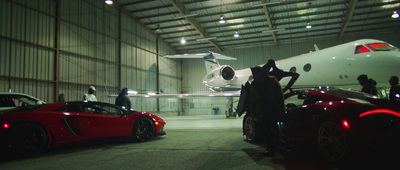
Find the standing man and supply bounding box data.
[83,86,97,102]
[115,87,132,110]
[249,66,285,157]
[389,76,400,100]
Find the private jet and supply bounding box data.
[166,39,400,94]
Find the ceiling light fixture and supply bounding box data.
[219,15,226,23]
[234,32,240,37]
[105,0,113,5]
[155,24,161,32]
[392,11,399,18]
[305,3,313,29]
[306,23,312,29]
[180,38,186,44]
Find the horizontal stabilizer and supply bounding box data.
[164,52,236,60]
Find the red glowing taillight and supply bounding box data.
[342,120,350,129]
[360,109,400,118]
[2,123,10,129]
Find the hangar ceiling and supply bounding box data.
[114,0,400,53]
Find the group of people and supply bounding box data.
[57,86,132,110]
[83,86,132,110]
[247,60,400,157]
[357,74,400,100]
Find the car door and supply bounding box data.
[66,103,132,137]
[283,92,319,140]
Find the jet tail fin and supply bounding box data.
[204,52,237,73]
[314,44,320,51]
[204,53,220,73]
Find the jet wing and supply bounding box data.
[108,92,240,98]
[164,52,237,60]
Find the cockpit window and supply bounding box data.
[355,43,398,54]
[355,45,371,54]
[367,43,397,51]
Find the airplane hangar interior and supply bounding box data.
[1,0,399,116]
[1,0,400,169]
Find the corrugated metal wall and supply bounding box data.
[182,32,400,115]
[2,0,398,116]
[0,0,182,114]
[0,0,57,101]
[59,0,120,104]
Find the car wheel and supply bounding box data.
[132,117,155,142]
[2,123,47,158]
[243,114,258,142]
[316,120,348,162]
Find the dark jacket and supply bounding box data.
[249,75,284,122]
[361,81,377,95]
[389,85,400,100]
[115,88,131,110]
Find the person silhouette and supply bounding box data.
[57,93,66,102]
[262,59,299,93]
[389,76,400,100]
[115,88,132,110]
[357,74,377,95]
[83,86,97,102]
[249,66,284,157]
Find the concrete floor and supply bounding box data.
[162,114,243,130]
[0,115,398,170]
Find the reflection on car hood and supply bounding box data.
[0,107,15,111]
[366,98,400,111]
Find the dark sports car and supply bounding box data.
[0,101,166,157]
[242,87,400,162]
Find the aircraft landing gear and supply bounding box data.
[225,107,236,118]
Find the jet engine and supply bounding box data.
[220,65,235,81]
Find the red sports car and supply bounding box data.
[0,101,166,157]
[242,87,400,162]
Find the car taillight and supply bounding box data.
[360,109,400,118]
[342,120,350,129]
[2,123,10,129]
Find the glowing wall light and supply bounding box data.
[105,0,113,5]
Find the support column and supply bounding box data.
[118,10,122,91]
[156,37,160,112]
[54,0,60,102]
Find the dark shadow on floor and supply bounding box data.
[0,136,166,162]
